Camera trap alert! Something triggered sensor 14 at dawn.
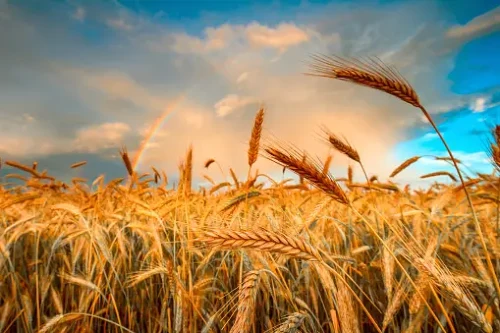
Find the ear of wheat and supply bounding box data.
[306,54,421,108]
[199,228,322,261]
[248,107,265,168]
[321,126,360,163]
[390,156,421,178]
[306,53,500,303]
[262,140,349,205]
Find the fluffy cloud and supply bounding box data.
[245,22,310,51]
[169,22,312,54]
[1,1,497,187]
[472,97,487,113]
[171,24,236,54]
[420,151,490,168]
[74,122,130,153]
[72,6,86,22]
[214,94,257,117]
[421,133,439,141]
[446,6,500,42]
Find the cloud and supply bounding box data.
[421,132,439,141]
[106,10,136,31]
[72,6,86,22]
[214,94,257,117]
[1,1,497,187]
[237,72,249,84]
[446,6,500,42]
[470,95,500,113]
[55,65,174,114]
[0,136,61,157]
[245,22,310,51]
[420,151,490,168]
[472,97,487,112]
[74,122,130,153]
[171,24,235,54]
[169,22,312,55]
[0,0,10,20]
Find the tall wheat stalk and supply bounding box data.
[306,53,500,302]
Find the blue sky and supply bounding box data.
[0,0,499,189]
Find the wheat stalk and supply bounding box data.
[70,161,87,169]
[390,156,421,177]
[421,171,457,182]
[199,228,322,261]
[230,270,261,333]
[306,54,421,107]
[306,53,500,302]
[262,140,348,205]
[248,107,265,168]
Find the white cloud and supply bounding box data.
[55,66,173,113]
[72,7,86,22]
[23,113,35,123]
[2,0,497,187]
[170,24,236,54]
[106,17,134,31]
[169,22,313,55]
[421,132,439,141]
[245,22,310,51]
[0,136,60,157]
[420,151,490,168]
[454,151,490,166]
[237,72,249,84]
[214,94,257,117]
[470,95,500,113]
[472,97,487,112]
[74,122,130,152]
[446,6,500,41]
[183,108,205,129]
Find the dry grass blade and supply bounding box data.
[306,54,421,108]
[199,228,322,261]
[248,107,265,167]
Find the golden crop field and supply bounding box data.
[1,56,499,333]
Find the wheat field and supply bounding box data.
[0,56,499,333]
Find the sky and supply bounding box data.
[0,0,499,190]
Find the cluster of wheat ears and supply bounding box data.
[1,55,500,333]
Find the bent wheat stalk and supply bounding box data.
[199,229,322,261]
[261,139,349,205]
[306,53,500,302]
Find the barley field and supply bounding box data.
[1,56,499,333]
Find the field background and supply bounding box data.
[1,1,500,332]
[1,103,500,333]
